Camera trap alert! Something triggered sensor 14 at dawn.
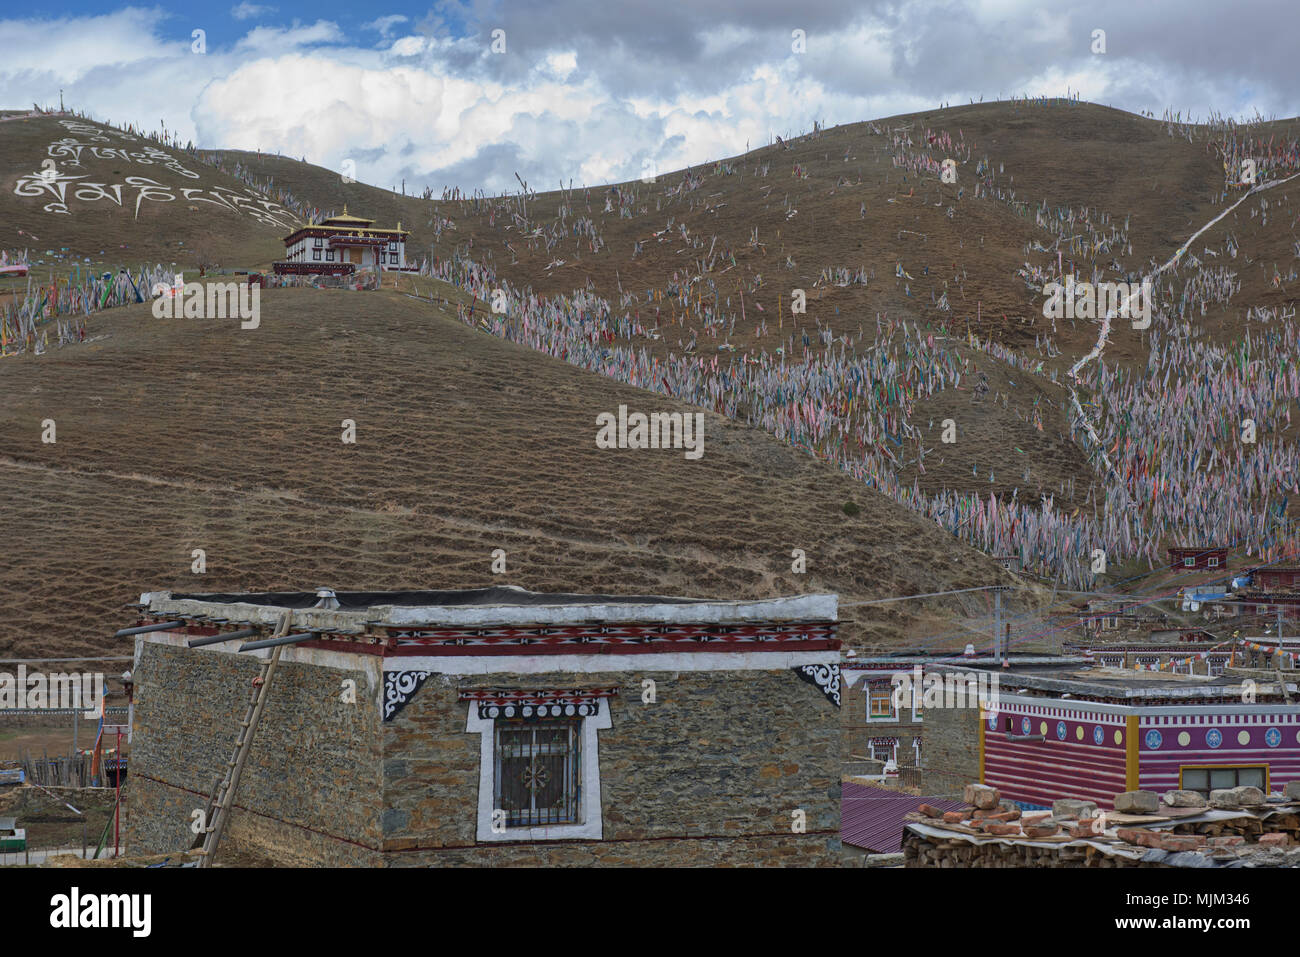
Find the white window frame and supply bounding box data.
[870,738,898,764]
[865,681,897,723]
[465,698,611,842]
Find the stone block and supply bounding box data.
[1052,798,1098,821]
[1113,790,1159,814]
[963,783,1000,809]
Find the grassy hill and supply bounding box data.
[6,99,1299,656]
[0,280,1041,658]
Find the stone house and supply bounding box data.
[125,586,842,866]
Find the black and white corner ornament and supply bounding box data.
[383,670,434,721]
[795,663,840,707]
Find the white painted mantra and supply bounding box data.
[49,888,151,938]
[12,120,298,227]
[595,404,704,459]
[1068,168,1300,478]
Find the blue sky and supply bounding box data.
[2,2,1297,194]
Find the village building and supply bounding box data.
[1250,566,1300,591]
[843,654,1087,794]
[1072,635,1233,676]
[124,585,841,866]
[922,664,1300,810]
[1075,597,1167,636]
[1223,566,1300,619]
[1167,546,1229,572]
[272,207,413,277]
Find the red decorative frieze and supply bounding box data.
[383,621,838,656]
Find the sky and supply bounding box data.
[1,1,1297,194]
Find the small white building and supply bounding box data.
[274,207,412,276]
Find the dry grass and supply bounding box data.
[0,284,1039,657]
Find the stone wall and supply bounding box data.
[920,699,981,795]
[844,679,923,765]
[129,644,840,866]
[127,642,383,866]
[383,668,841,866]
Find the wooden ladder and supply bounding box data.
[195,611,289,867]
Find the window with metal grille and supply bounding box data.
[870,737,897,764]
[494,720,582,827]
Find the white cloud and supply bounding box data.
[231,3,276,21]
[390,35,426,57]
[0,9,178,84]
[233,20,345,55]
[364,15,408,38]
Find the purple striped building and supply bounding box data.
[980,684,1300,808]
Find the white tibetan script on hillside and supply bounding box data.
[11,119,298,228]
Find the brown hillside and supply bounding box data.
[0,282,1041,658]
[0,114,292,271]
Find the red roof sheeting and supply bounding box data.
[841,782,966,853]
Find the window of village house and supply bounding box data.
[312,250,321,261]
[1181,765,1267,794]
[314,237,323,247]
[867,682,895,719]
[494,720,582,827]
[870,738,896,763]
[1184,558,1195,567]
[464,694,612,842]
[326,250,335,261]
[1208,556,1220,567]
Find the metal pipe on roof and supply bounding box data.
[238,632,317,652]
[188,628,259,648]
[114,621,183,637]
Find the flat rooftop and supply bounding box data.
[135,585,839,631]
[166,585,709,611]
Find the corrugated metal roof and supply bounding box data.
[841,782,966,853]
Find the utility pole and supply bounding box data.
[993,587,1004,661]
[1278,606,1294,703]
